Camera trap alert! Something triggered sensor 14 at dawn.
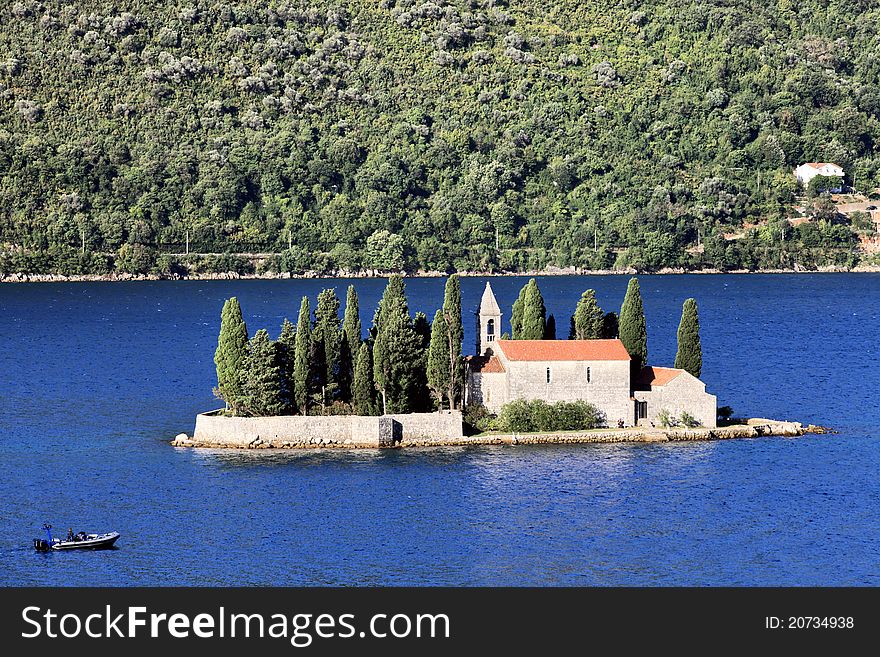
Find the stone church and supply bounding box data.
[466,283,717,428]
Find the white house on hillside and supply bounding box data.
[794,162,844,190]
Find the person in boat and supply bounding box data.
[67,528,74,542]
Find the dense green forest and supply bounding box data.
[1,0,879,276]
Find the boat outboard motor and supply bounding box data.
[33,538,50,552]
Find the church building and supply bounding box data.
[466,283,717,428]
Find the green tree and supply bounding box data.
[602,311,619,339]
[510,283,528,338]
[619,277,648,370]
[313,288,342,400]
[571,289,605,339]
[238,329,286,416]
[441,274,464,409]
[426,309,451,409]
[518,278,546,339]
[674,298,703,377]
[352,342,377,415]
[214,297,249,412]
[293,296,312,415]
[277,317,296,412]
[339,285,361,403]
[372,275,422,414]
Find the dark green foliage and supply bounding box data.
[426,309,450,409]
[115,244,157,275]
[277,317,296,411]
[510,284,527,339]
[293,296,311,415]
[545,314,556,339]
[516,278,546,340]
[619,277,648,369]
[352,342,377,416]
[717,405,734,422]
[238,329,286,417]
[807,175,843,195]
[338,285,361,402]
[442,274,464,409]
[313,288,342,400]
[674,298,703,377]
[0,1,875,276]
[497,400,605,433]
[571,289,604,339]
[463,403,494,434]
[602,312,619,339]
[372,275,423,414]
[213,297,248,411]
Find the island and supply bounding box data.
[173,275,821,449]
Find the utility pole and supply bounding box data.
[185,229,190,255]
[80,228,85,255]
[495,225,499,251]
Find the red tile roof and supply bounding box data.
[468,355,505,373]
[495,339,631,362]
[635,366,684,389]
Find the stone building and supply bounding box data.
[466,283,717,428]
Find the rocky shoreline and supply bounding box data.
[3,264,880,284]
[170,418,826,450]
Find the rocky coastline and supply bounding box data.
[3,264,880,285]
[171,418,826,450]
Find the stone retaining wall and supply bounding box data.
[172,416,810,449]
[186,409,463,448]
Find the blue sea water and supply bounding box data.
[0,274,877,586]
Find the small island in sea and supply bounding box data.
[173,275,816,450]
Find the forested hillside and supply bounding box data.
[1,0,878,276]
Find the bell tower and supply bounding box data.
[477,282,502,355]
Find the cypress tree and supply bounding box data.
[510,283,528,339]
[238,329,286,417]
[372,275,422,414]
[339,285,361,402]
[412,311,432,411]
[571,289,604,339]
[352,342,377,415]
[545,313,556,339]
[619,277,648,370]
[214,297,249,412]
[313,288,342,401]
[674,298,703,377]
[441,274,464,409]
[519,278,546,340]
[277,317,296,412]
[293,296,311,415]
[426,309,450,409]
[602,311,619,339]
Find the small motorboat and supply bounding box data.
[33,524,120,551]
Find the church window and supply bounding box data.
[546,367,552,384]
[486,318,495,342]
[586,367,591,383]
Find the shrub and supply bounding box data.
[679,411,700,428]
[717,405,734,422]
[497,399,604,433]
[115,243,157,274]
[463,403,494,433]
[657,408,676,428]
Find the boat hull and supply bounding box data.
[50,532,120,550]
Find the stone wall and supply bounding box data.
[633,373,717,428]
[501,358,633,425]
[191,410,463,448]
